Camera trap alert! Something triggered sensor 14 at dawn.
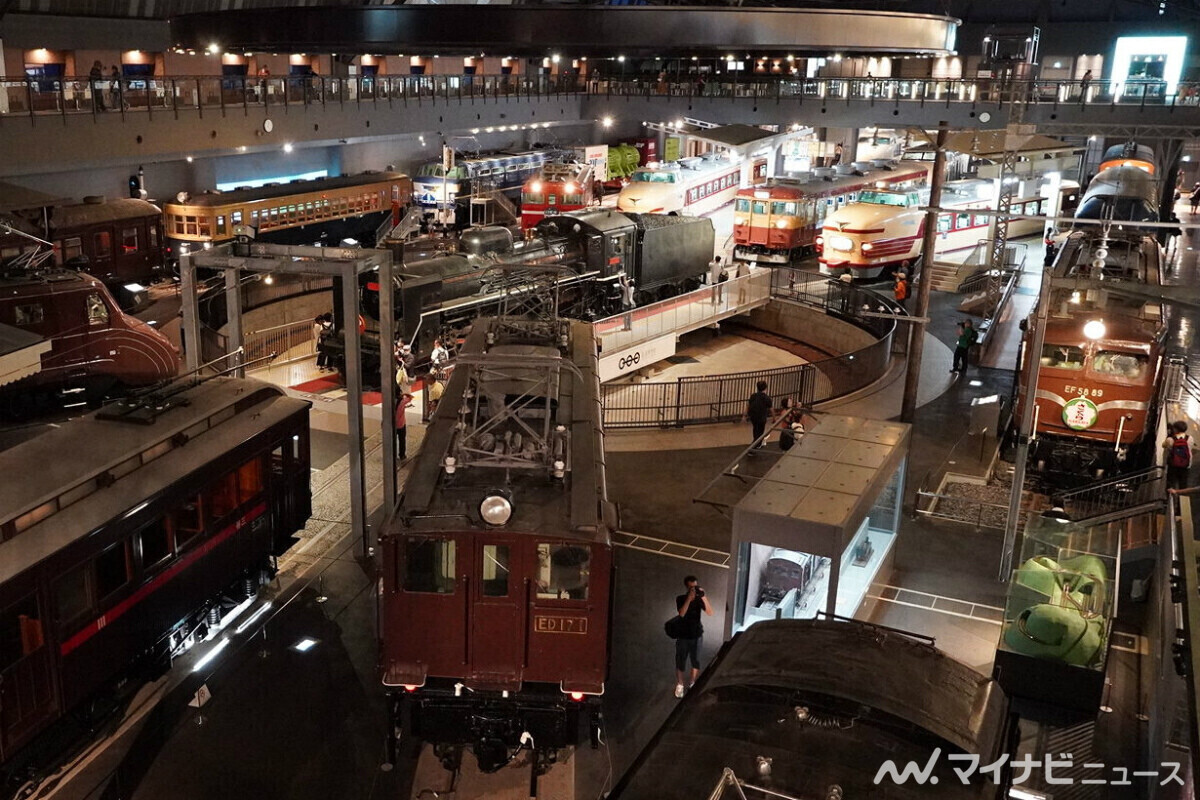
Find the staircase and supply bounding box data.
[478,188,520,226]
[924,259,969,292]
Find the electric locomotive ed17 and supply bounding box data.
[0,377,311,788]
[378,316,615,775]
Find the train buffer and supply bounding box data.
[594,268,771,383]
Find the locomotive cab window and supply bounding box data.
[535,543,590,600]
[0,594,44,671]
[772,201,797,215]
[1092,350,1148,380]
[121,227,139,254]
[62,236,83,261]
[86,293,109,326]
[93,231,112,260]
[735,198,751,213]
[1041,344,1085,370]
[15,303,44,326]
[482,545,511,597]
[752,200,767,214]
[405,539,456,593]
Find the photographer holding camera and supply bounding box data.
[674,575,713,698]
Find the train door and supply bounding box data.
[269,428,311,552]
[468,536,524,682]
[0,585,58,761]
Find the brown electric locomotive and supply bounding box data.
[378,316,615,776]
[1013,229,1166,481]
[0,268,178,413]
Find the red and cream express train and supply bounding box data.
[816,178,1048,280]
[732,161,930,265]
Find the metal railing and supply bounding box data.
[4,74,1199,119]
[242,319,316,366]
[1059,466,1165,521]
[600,271,898,429]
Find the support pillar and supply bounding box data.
[342,263,368,558]
[179,252,202,373]
[224,268,244,376]
[900,123,947,424]
[380,251,398,512]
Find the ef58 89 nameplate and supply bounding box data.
[534,615,589,634]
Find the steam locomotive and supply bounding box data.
[326,209,714,374]
[379,316,614,778]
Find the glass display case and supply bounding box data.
[728,416,908,635]
[994,513,1120,711]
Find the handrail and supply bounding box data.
[4,74,1199,120]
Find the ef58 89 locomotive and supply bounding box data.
[328,209,714,372]
[379,316,615,777]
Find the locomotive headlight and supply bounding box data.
[1083,319,1106,340]
[775,220,788,229]
[480,493,514,526]
[531,181,543,193]
[861,242,874,252]
[565,182,577,194]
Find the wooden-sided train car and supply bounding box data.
[0,377,311,785]
[163,171,412,259]
[732,160,930,265]
[379,317,615,775]
[607,619,1012,800]
[0,268,178,414]
[1013,229,1166,481]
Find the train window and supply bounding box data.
[238,458,264,502]
[86,293,109,326]
[972,214,989,227]
[93,231,112,259]
[215,216,226,235]
[1040,344,1084,370]
[954,212,971,229]
[936,216,952,234]
[184,216,198,236]
[735,198,751,213]
[752,201,767,214]
[55,566,90,630]
[232,211,243,225]
[14,303,44,326]
[535,544,590,601]
[565,193,582,205]
[772,202,797,215]
[95,542,130,600]
[524,192,544,204]
[139,518,173,569]
[148,224,159,250]
[481,545,511,597]
[14,500,56,534]
[63,237,83,261]
[1092,350,1148,380]
[0,595,43,670]
[198,217,211,237]
[405,539,456,593]
[207,472,239,520]
[175,495,203,547]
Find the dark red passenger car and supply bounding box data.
[379,317,615,775]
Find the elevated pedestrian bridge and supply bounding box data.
[594,269,772,382]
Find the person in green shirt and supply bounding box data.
[951,320,977,373]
